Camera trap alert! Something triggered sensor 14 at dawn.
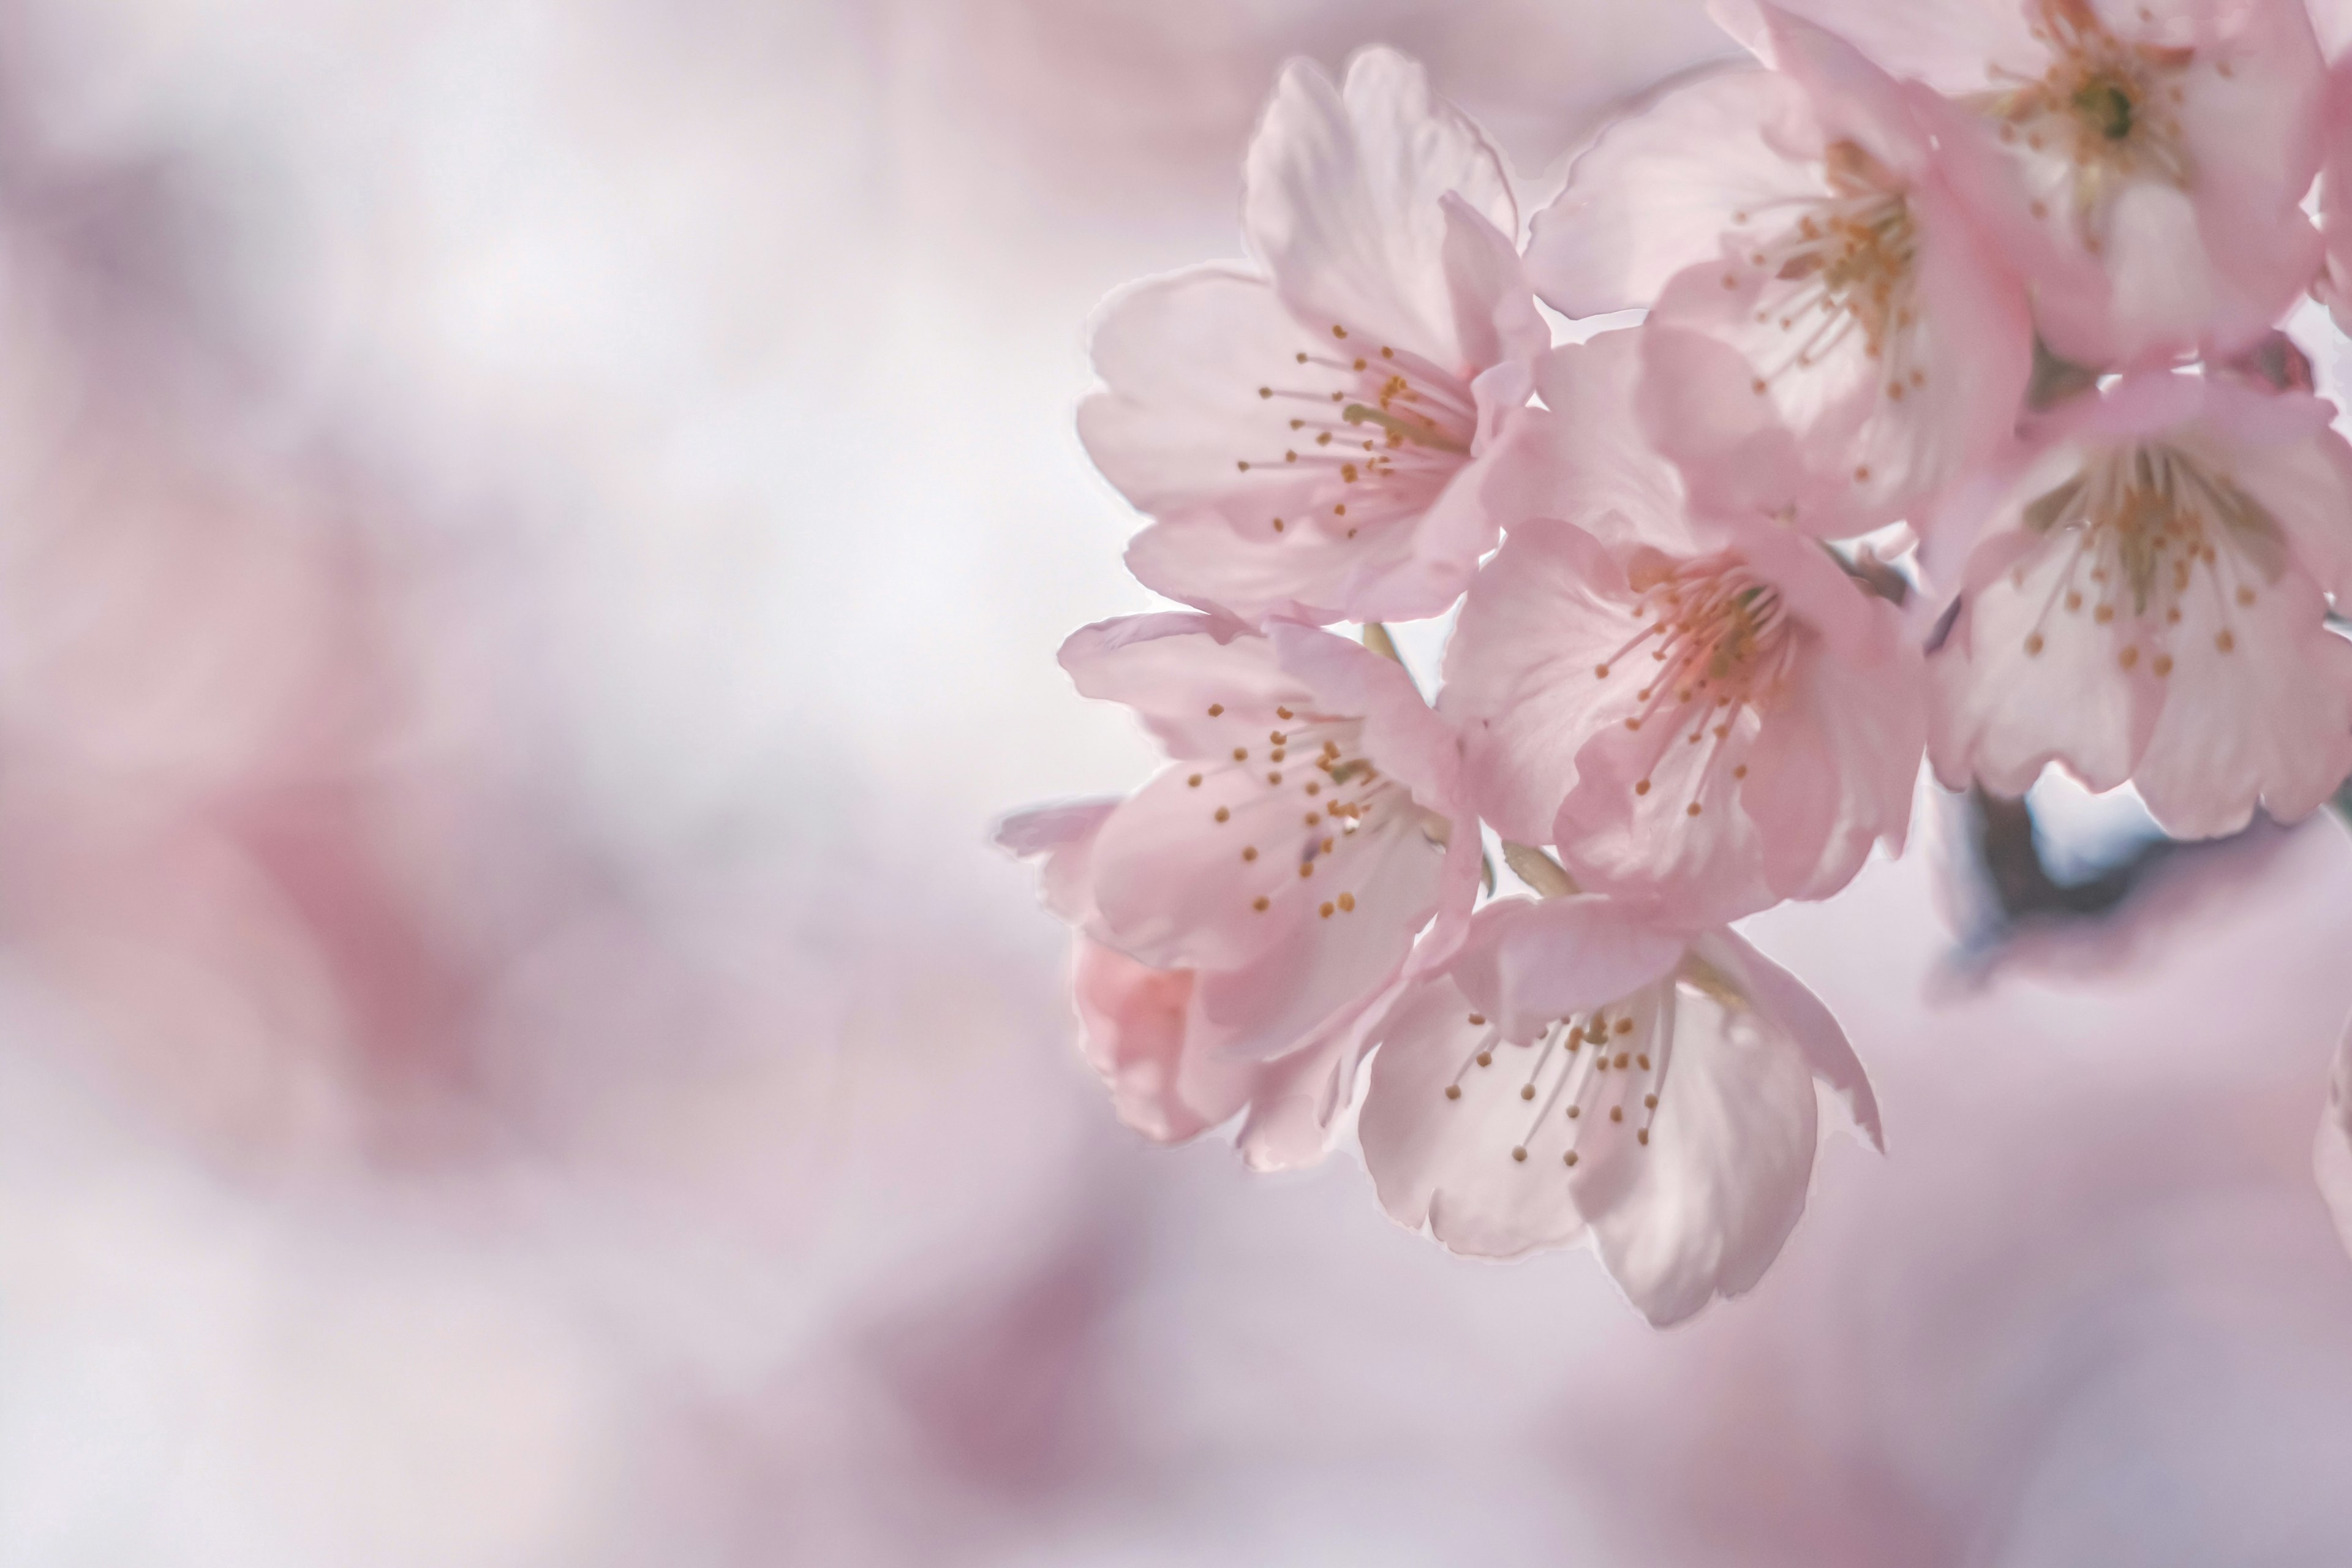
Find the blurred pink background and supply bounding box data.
[3,1,2351,1562]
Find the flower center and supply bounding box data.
[1592,552,1796,815]
[1972,0,2198,246]
[2011,442,2285,669]
[1723,142,1925,426]
[1188,697,1432,919]
[1439,998,1667,1166]
[1239,321,1476,541]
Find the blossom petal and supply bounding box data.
[1550,695,1778,927]
[1575,968,1823,1326]
[1071,940,1254,1144]
[1751,0,2042,94]
[1525,66,1823,318]
[2169,0,2326,356]
[1234,1029,1362,1172]
[1442,519,1635,845]
[1082,253,1517,624]
[1692,928,1882,1149]
[1191,810,1447,1060]
[1244,47,1517,369]
[994,799,1118,927]
[1439,193,1550,374]
[1929,524,2161,799]
[1268,621,1459,809]
[2129,571,2352,837]
[1079,266,1329,526]
[1639,172,2032,536]
[1737,625,1924,903]
[1058,611,1302,759]
[1359,967,1588,1259]
[1447,894,1688,1043]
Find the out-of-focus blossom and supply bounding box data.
[999,611,1478,1167]
[1928,369,2352,837]
[2323,1006,2352,1257]
[1077,47,1547,625]
[1529,4,2031,535]
[1772,0,2326,368]
[2320,58,2352,336]
[1444,331,1923,927]
[1359,887,1880,1325]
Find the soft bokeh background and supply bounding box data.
[3,1,2352,1562]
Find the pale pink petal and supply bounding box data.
[2168,0,2326,355]
[1058,612,1303,759]
[2128,572,2352,837]
[1442,519,1635,844]
[1234,1028,1360,1172]
[1691,929,1882,1148]
[993,799,1118,927]
[1243,47,1517,370]
[1078,266,1332,524]
[1439,192,1551,374]
[1446,895,1688,1043]
[2207,391,2352,604]
[1634,319,1825,533]
[1550,695,1780,927]
[1725,513,1900,662]
[1929,529,2162,798]
[1747,2,1937,169]
[1937,0,2323,366]
[1083,258,1512,624]
[2320,1010,2352,1259]
[1752,0,2043,93]
[1071,940,1253,1144]
[1525,67,1825,318]
[1574,971,1823,1326]
[1737,628,1924,903]
[1639,168,2032,535]
[1191,807,1448,1060]
[1359,965,1589,1259]
[1933,372,2352,820]
[1267,622,1460,809]
[1517,333,1707,554]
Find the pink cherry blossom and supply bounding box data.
[1077,47,1547,625]
[1444,331,1924,927]
[1359,891,1882,1325]
[1527,4,2032,535]
[1927,368,2352,838]
[998,611,1480,1167]
[1763,0,2326,368]
[997,801,1364,1169]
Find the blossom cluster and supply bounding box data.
[1003,0,2352,1324]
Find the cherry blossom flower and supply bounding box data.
[1358,889,1882,1325]
[998,611,1480,1167]
[997,801,1363,1169]
[1927,368,2352,837]
[1766,0,2326,368]
[1526,4,2032,534]
[1444,331,1924,927]
[1077,47,1547,625]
